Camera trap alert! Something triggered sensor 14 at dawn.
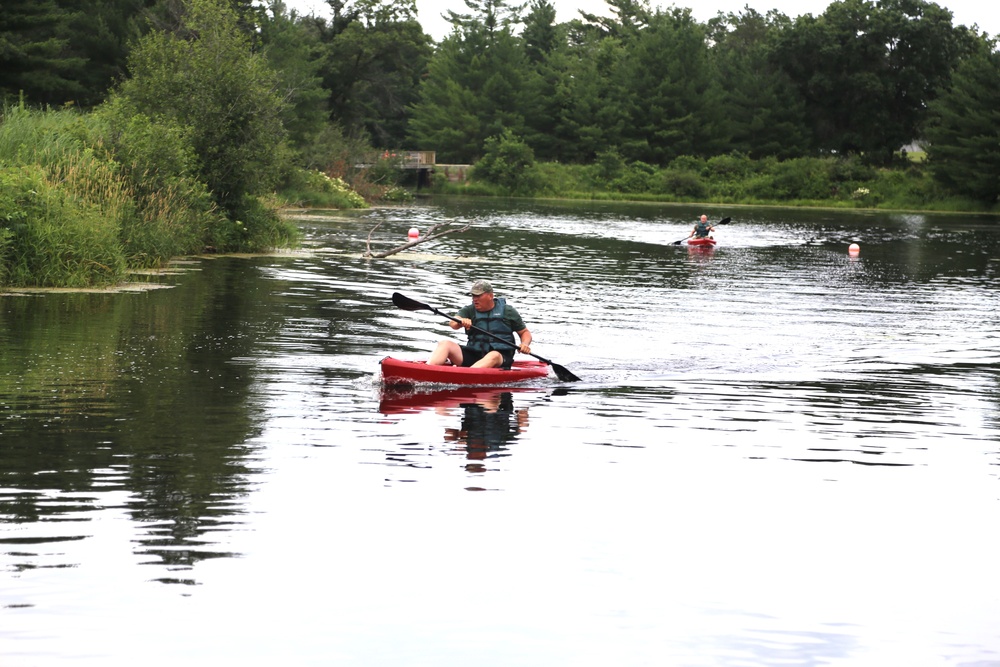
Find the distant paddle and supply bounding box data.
[392,292,581,382]
[672,216,732,245]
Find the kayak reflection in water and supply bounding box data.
[443,392,529,471]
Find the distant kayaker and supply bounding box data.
[427,279,533,369]
[687,214,715,241]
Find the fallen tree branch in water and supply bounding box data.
[364,221,472,258]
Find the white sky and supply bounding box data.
[284,0,998,42]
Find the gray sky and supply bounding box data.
[285,0,998,42]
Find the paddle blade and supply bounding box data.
[392,292,432,312]
[717,217,732,225]
[550,362,581,382]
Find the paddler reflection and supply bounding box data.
[442,391,529,471]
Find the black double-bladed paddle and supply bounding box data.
[672,216,732,245]
[392,292,581,382]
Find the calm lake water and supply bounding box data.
[2,198,999,666]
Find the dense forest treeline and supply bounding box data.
[1,0,999,286]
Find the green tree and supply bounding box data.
[522,0,558,62]
[473,128,537,193]
[0,0,85,105]
[553,1,684,164]
[65,0,153,108]
[408,4,530,162]
[258,1,329,152]
[445,0,525,35]
[925,41,1000,203]
[545,22,630,162]
[521,0,566,160]
[616,8,727,163]
[579,0,651,38]
[708,8,811,159]
[319,0,432,148]
[110,0,291,248]
[773,0,973,163]
[406,36,485,161]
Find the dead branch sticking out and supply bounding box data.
[363,221,472,259]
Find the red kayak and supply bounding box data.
[687,237,717,247]
[380,357,550,387]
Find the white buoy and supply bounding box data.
[848,243,860,254]
[408,227,419,239]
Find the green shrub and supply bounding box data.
[117,178,224,266]
[669,155,707,174]
[0,106,138,285]
[473,129,538,195]
[659,169,707,198]
[706,152,755,181]
[528,162,589,195]
[592,149,626,182]
[826,155,877,183]
[612,162,657,194]
[364,155,406,188]
[0,165,127,287]
[93,102,221,265]
[749,157,833,200]
[214,194,299,253]
[868,166,942,208]
[279,168,368,208]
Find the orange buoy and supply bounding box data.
[848,243,860,254]
[408,227,419,239]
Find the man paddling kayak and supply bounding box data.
[427,279,533,370]
[686,214,715,242]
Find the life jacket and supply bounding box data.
[694,221,711,238]
[468,298,515,352]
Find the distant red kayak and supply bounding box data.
[380,357,550,387]
[687,237,717,247]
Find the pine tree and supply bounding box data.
[709,9,811,159]
[408,9,530,162]
[0,0,85,105]
[925,44,1000,203]
[319,0,432,148]
[66,0,152,107]
[617,8,727,163]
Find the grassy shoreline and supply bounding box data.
[3,104,995,290]
[418,152,998,216]
[413,188,999,217]
[1,105,305,289]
